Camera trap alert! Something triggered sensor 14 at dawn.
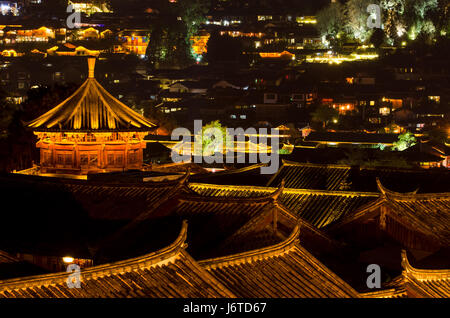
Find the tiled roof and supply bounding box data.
[360,276,407,298]
[332,180,450,246]
[0,222,234,298]
[0,173,190,261]
[0,251,18,264]
[304,132,399,144]
[63,176,189,220]
[199,225,360,298]
[401,250,450,298]
[189,183,379,228]
[267,160,450,193]
[379,181,450,246]
[190,164,272,187]
[267,162,352,191]
[27,58,156,132]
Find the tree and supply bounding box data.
[370,28,386,48]
[311,105,339,129]
[0,92,17,139]
[194,120,230,156]
[393,132,417,151]
[147,0,210,69]
[345,0,374,43]
[316,1,346,48]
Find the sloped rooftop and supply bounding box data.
[27,58,156,132]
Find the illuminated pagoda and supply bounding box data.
[27,57,157,175]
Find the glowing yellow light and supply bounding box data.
[63,256,74,263]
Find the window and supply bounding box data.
[128,151,136,164]
[379,107,390,116]
[80,155,88,165]
[42,152,51,166]
[65,154,72,165]
[89,155,98,165]
[107,154,114,165]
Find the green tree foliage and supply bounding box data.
[345,0,375,42]
[393,132,417,151]
[317,0,445,47]
[316,1,346,48]
[147,0,210,69]
[194,120,230,156]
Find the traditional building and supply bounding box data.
[362,250,450,298]
[328,179,450,253]
[27,57,157,175]
[0,169,448,298]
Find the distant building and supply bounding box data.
[68,0,112,15]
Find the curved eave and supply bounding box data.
[31,127,157,133]
[26,78,158,132]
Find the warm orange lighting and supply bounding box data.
[63,256,74,263]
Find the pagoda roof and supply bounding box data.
[400,250,450,298]
[362,250,450,298]
[27,58,157,132]
[328,180,450,246]
[267,160,450,193]
[0,222,234,298]
[199,225,360,298]
[189,183,379,228]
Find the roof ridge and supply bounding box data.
[198,224,300,269]
[281,159,353,169]
[189,182,380,197]
[0,221,189,292]
[26,58,157,131]
[325,197,386,231]
[26,79,90,129]
[180,184,284,204]
[192,163,267,179]
[401,250,450,281]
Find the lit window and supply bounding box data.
[370,101,375,106]
[379,107,390,115]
